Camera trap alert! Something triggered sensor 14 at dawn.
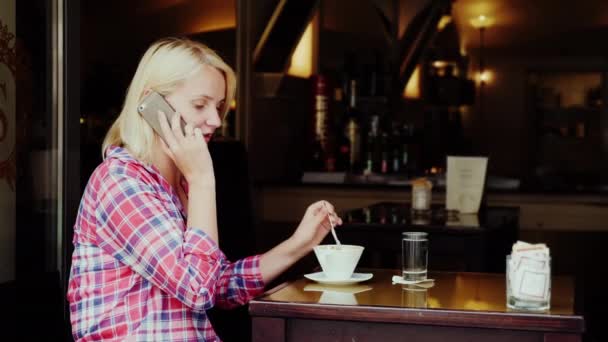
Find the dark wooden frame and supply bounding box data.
[250,274,584,342]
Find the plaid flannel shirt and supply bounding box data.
[67,146,265,341]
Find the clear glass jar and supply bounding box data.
[506,255,551,311]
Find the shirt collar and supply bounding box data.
[105,145,187,220]
[105,145,135,162]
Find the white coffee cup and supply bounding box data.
[313,244,364,280]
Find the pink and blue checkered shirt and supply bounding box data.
[68,146,265,341]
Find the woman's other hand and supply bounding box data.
[158,111,215,187]
[290,200,343,252]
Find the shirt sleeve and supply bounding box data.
[94,166,223,312]
[213,255,266,309]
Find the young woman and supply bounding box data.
[67,37,341,341]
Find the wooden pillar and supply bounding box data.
[236,0,253,148]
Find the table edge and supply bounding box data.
[248,301,585,333]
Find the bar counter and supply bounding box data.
[250,269,584,342]
[337,202,518,272]
[255,183,608,232]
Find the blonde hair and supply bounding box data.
[102,37,236,163]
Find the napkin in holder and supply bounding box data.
[506,241,551,310]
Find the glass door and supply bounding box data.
[1,0,79,340]
[0,0,17,295]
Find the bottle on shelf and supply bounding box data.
[333,87,350,172]
[380,131,390,174]
[400,124,412,177]
[306,74,330,172]
[341,52,357,104]
[364,115,380,175]
[390,123,402,174]
[364,133,373,176]
[344,79,362,173]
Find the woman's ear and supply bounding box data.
[142,89,151,97]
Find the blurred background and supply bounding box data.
[2,0,608,341]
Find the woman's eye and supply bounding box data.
[217,102,226,112]
[194,104,206,110]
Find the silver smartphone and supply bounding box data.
[137,91,186,142]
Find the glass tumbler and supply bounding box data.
[402,232,429,281]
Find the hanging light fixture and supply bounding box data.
[470,14,493,119]
[470,15,492,86]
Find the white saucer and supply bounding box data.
[304,272,373,285]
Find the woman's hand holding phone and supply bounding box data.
[157,110,215,187]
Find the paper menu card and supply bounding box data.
[446,156,488,214]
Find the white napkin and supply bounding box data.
[392,275,435,285]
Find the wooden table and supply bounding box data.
[250,269,584,342]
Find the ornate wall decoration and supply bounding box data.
[0,20,16,191]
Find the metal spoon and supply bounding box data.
[323,201,341,245]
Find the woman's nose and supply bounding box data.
[206,108,222,128]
